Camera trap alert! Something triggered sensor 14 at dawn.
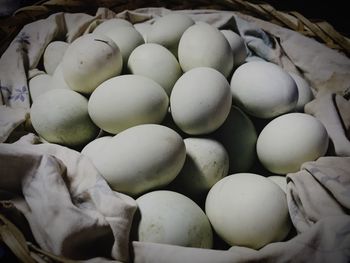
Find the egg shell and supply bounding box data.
[230,61,298,118]
[289,72,314,112]
[51,63,71,90]
[213,106,257,173]
[161,111,188,139]
[170,67,232,135]
[170,137,229,197]
[88,75,169,134]
[61,33,123,94]
[257,113,329,174]
[30,89,99,146]
[136,190,213,248]
[94,18,133,31]
[43,41,69,75]
[220,30,247,67]
[127,43,182,96]
[178,22,233,78]
[268,176,287,193]
[29,74,53,102]
[81,136,113,160]
[205,173,291,249]
[134,22,152,42]
[94,25,144,69]
[147,13,195,57]
[91,124,186,196]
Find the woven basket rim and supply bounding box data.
[0,0,349,56]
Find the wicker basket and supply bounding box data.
[0,0,349,56]
[0,1,349,262]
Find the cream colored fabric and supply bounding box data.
[0,6,350,263]
[305,94,350,156]
[287,157,350,233]
[133,216,350,262]
[0,106,27,142]
[0,134,137,261]
[133,215,350,262]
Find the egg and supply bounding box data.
[170,137,229,197]
[91,124,186,196]
[257,113,329,174]
[170,67,232,135]
[29,74,53,102]
[61,33,123,94]
[220,30,247,67]
[134,22,152,42]
[43,41,69,75]
[81,136,112,160]
[94,25,144,69]
[205,173,291,249]
[136,190,213,248]
[51,64,71,90]
[94,18,133,31]
[178,22,233,77]
[268,176,287,193]
[30,89,99,146]
[213,106,257,173]
[88,75,169,134]
[289,72,314,112]
[230,61,298,118]
[127,43,182,96]
[147,13,195,57]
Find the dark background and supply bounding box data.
[266,0,348,37]
[1,0,348,37]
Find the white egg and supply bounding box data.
[136,190,213,248]
[94,25,144,69]
[61,33,123,94]
[289,72,314,112]
[257,113,329,174]
[30,89,99,146]
[51,63,71,90]
[91,124,186,196]
[88,75,169,134]
[171,137,229,197]
[205,173,291,249]
[170,67,232,135]
[268,176,287,193]
[230,61,298,118]
[94,18,133,31]
[178,23,233,77]
[213,106,257,173]
[81,136,112,160]
[43,41,69,75]
[147,13,195,57]
[245,56,266,63]
[29,74,53,102]
[134,22,152,42]
[127,43,182,96]
[220,30,247,67]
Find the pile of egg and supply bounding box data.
[29,13,329,250]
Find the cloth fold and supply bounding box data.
[0,6,350,263]
[305,94,350,156]
[132,157,350,263]
[0,134,137,261]
[132,216,350,263]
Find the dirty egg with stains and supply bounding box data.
[135,190,213,248]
